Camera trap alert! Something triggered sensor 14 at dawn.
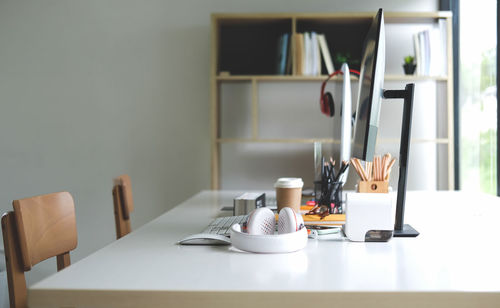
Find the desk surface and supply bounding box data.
[29,190,500,308]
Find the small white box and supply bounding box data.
[233,192,265,216]
[344,193,394,242]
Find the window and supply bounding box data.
[459,0,497,194]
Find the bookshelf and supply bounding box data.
[211,11,454,190]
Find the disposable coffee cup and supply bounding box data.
[274,178,304,213]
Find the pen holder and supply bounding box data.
[357,180,389,193]
[318,181,343,214]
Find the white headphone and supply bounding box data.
[230,207,308,253]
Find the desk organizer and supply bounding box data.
[357,180,389,193]
[344,192,394,242]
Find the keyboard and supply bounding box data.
[203,215,248,236]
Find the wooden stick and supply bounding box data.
[385,157,397,181]
[351,158,368,181]
[381,155,387,180]
[351,158,364,181]
[350,158,362,179]
[366,161,373,181]
[378,156,382,181]
[382,153,391,180]
[358,159,369,181]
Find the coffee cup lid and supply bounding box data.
[274,177,304,188]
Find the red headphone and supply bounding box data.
[320,68,360,117]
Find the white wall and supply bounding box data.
[0,0,437,284]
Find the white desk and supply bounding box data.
[29,191,500,308]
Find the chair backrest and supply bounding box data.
[112,174,134,239]
[1,191,78,308]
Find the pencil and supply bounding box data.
[385,157,397,181]
[366,161,372,181]
[383,153,391,180]
[350,158,361,180]
[351,158,367,181]
[377,156,382,181]
[356,158,369,181]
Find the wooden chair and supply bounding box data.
[1,191,78,308]
[112,174,134,239]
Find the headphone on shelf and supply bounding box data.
[320,68,361,117]
[230,207,308,253]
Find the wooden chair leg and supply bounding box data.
[2,212,27,308]
[56,252,71,271]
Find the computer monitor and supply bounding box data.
[350,8,419,237]
[351,8,385,161]
[338,62,352,185]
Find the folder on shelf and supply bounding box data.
[438,18,448,75]
[310,32,320,76]
[304,32,312,75]
[413,33,421,75]
[276,33,290,75]
[285,34,293,74]
[295,33,305,75]
[317,34,335,74]
[413,24,446,77]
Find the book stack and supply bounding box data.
[413,19,447,76]
[302,213,345,226]
[295,32,335,76]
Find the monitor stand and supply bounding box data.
[383,83,419,238]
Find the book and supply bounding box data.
[418,31,426,75]
[302,213,345,226]
[415,31,429,75]
[275,35,283,74]
[414,25,447,77]
[317,34,335,74]
[430,19,448,76]
[274,212,346,226]
[303,32,312,75]
[295,33,304,75]
[413,33,421,75]
[423,30,430,75]
[275,33,289,75]
[438,19,448,76]
[285,33,293,74]
[310,32,321,76]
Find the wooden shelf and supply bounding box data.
[216,75,448,82]
[211,11,455,190]
[213,12,452,21]
[217,138,450,144]
[218,138,340,144]
[385,75,448,81]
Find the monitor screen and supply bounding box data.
[351,9,385,161]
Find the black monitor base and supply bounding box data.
[383,84,419,238]
[393,224,419,237]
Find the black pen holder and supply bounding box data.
[318,181,343,214]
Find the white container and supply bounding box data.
[344,192,394,242]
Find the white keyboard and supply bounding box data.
[203,215,248,236]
